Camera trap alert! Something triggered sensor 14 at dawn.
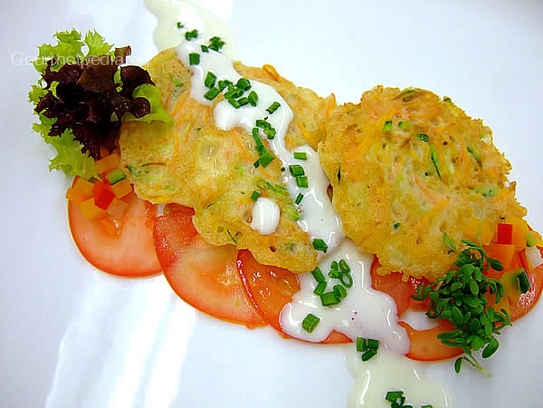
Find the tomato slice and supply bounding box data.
[153,205,266,328]
[400,320,464,361]
[236,249,350,344]
[68,190,161,277]
[370,259,429,315]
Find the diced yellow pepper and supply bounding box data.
[79,197,108,220]
[110,177,132,198]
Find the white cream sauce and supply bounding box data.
[250,197,280,235]
[145,1,456,406]
[280,239,409,355]
[175,32,343,252]
[345,346,455,408]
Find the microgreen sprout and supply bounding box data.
[413,233,512,375]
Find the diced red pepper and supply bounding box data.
[93,181,116,210]
[496,223,513,245]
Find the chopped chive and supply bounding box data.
[366,338,379,350]
[361,349,378,361]
[422,405,434,408]
[228,98,241,108]
[296,176,309,188]
[398,121,410,130]
[201,44,209,53]
[247,90,258,106]
[333,284,347,299]
[224,87,243,99]
[208,36,225,52]
[301,313,320,333]
[218,79,232,91]
[356,337,367,352]
[383,120,393,132]
[257,151,275,167]
[339,259,350,274]
[295,193,304,205]
[176,22,184,29]
[203,87,221,100]
[204,71,217,88]
[255,118,271,129]
[266,101,281,114]
[312,238,328,253]
[264,126,276,139]
[236,77,251,91]
[320,291,340,306]
[385,391,405,404]
[311,267,325,282]
[184,29,198,40]
[417,133,430,142]
[289,164,305,177]
[328,265,340,279]
[339,272,353,288]
[250,190,260,201]
[313,281,327,296]
[237,97,249,107]
[188,52,200,65]
[516,269,530,293]
[251,128,263,147]
[293,151,307,160]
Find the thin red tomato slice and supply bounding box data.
[68,191,161,277]
[400,320,464,361]
[153,205,266,328]
[370,259,429,315]
[236,249,350,344]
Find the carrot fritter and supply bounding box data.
[319,86,526,281]
[120,49,335,273]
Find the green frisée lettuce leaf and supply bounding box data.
[44,131,97,179]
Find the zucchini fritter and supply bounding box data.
[120,49,335,273]
[319,86,526,281]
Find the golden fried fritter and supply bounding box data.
[319,86,526,281]
[120,49,335,272]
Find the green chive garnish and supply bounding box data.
[295,193,304,205]
[176,22,184,29]
[188,53,200,65]
[296,176,308,188]
[320,291,340,306]
[236,77,251,91]
[383,120,393,132]
[289,164,305,177]
[293,151,307,160]
[204,71,217,88]
[312,238,328,253]
[203,87,221,101]
[248,90,259,106]
[313,281,327,296]
[185,29,198,40]
[301,313,320,333]
[250,191,260,201]
[311,267,325,282]
[266,101,281,114]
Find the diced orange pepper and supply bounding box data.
[79,197,108,220]
[66,186,91,204]
[110,177,133,198]
[485,243,516,270]
[94,153,120,175]
[73,177,95,196]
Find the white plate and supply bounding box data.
[1,1,542,407]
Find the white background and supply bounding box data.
[1,1,542,407]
